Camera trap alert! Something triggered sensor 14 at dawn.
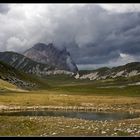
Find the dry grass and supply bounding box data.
[0,90,140,113]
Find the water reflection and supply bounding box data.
[0,110,139,121]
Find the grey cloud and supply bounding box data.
[64,11,140,65]
[0,4,140,68]
[0,4,10,14]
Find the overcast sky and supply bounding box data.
[0,4,140,70]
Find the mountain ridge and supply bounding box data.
[0,42,79,76]
[78,62,140,80]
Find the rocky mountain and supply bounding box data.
[77,62,140,80]
[0,51,54,76]
[23,43,78,73]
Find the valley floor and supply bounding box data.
[0,78,140,136]
[0,89,140,136]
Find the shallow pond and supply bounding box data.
[0,110,139,121]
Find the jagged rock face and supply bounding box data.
[23,43,78,73]
[0,52,53,75]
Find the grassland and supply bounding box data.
[0,75,140,136]
[0,90,140,113]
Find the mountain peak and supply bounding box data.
[32,43,47,51]
[32,43,57,52]
[23,42,78,73]
[48,43,54,47]
[61,46,67,52]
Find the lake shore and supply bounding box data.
[0,115,139,136]
[0,105,140,113]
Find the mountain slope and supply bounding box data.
[23,43,78,73]
[0,61,50,90]
[0,79,17,91]
[0,79,28,92]
[78,62,140,80]
[0,51,54,76]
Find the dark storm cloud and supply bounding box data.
[0,4,140,68]
[64,11,140,65]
